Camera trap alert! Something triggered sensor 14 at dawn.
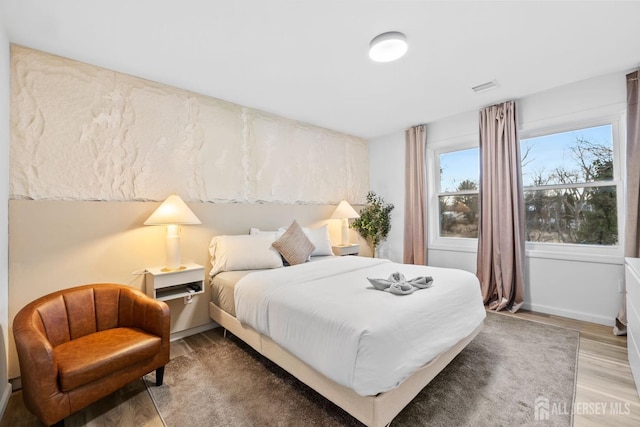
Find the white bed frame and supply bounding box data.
[209,302,482,427]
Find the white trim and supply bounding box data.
[525,248,623,265]
[428,243,478,254]
[427,132,476,151]
[524,181,618,192]
[0,382,11,421]
[427,139,480,249]
[430,235,479,252]
[169,322,217,341]
[616,112,627,250]
[429,245,623,265]
[439,189,478,197]
[519,104,626,138]
[521,302,615,327]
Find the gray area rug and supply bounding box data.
[144,313,578,426]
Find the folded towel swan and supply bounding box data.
[367,272,434,295]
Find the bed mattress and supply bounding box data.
[233,256,486,396]
[211,270,256,317]
[211,256,336,317]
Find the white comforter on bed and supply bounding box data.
[234,256,486,396]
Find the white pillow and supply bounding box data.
[249,228,281,239]
[306,225,334,256]
[253,224,334,257]
[209,234,283,276]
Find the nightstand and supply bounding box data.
[332,244,360,256]
[145,262,205,302]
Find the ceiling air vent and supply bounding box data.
[472,80,498,93]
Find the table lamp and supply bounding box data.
[144,194,201,271]
[331,200,360,246]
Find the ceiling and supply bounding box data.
[1,0,639,140]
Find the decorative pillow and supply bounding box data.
[272,220,316,266]
[209,234,283,276]
[306,225,334,256]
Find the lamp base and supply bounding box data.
[165,225,182,271]
[341,218,350,246]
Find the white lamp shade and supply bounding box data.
[331,200,360,219]
[144,194,201,225]
[369,31,408,62]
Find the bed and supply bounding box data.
[207,231,485,427]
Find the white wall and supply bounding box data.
[0,16,11,417]
[368,131,405,261]
[369,71,628,325]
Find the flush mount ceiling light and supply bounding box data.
[369,31,408,62]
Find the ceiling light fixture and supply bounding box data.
[369,31,408,63]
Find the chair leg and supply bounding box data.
[155,366,165,386]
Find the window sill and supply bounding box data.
[525,248,623,265]
[429,243,478,254]
[429,241,623,265]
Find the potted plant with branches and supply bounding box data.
[351,191,394,257]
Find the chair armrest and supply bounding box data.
[136,295,171,338]
[120,289,170,338]
[13,314,62,404]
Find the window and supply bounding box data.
[437,147,479,239]
[430,119,621,255]
[520,124,619,246]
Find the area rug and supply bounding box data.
[144,313,578,426]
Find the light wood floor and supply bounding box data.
[504,309,640,426]
[1,310,639,426]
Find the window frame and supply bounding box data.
[426,114,625,263]
[518,115,625,262]
[427,136,480,253]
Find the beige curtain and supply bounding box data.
[476,101,525,312]
[404,125,427,265]
[617,70,640,335]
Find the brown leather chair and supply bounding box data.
[13,283,170,426]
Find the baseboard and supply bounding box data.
[9,377,20,391]
[169,322,219,341]
[522,302,615,326]
[0,382,11,422]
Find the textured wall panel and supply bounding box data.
[10,46,368,203]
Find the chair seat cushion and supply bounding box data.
[54,327,162,392]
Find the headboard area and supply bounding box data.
[7,199,370,379]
